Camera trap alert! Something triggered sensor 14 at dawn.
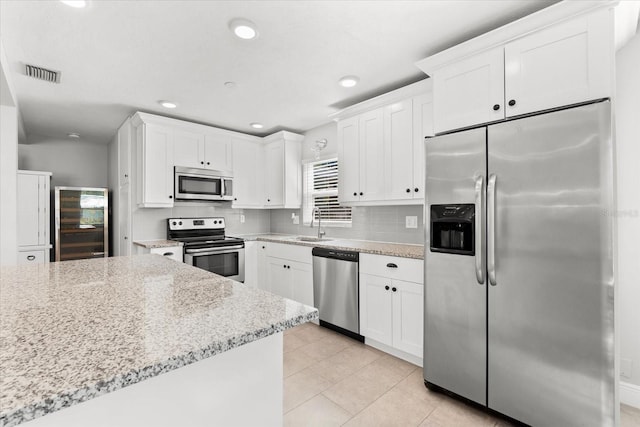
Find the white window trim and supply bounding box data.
[302,157,352,228]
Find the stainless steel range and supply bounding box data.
[167,217,244,282]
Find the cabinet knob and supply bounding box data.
[124,236,128,240]
[169,195,173,199]
[234,197,237,201]
[124,174,128,178]
[385,285,390,291]
[414,188,419,193]
[27,255,36,261]
[406,188,411,193]
[359,192,363,196]
[508,99,516,107]
[262,246,265,249]
[287,265,291,269]
[392,287,397,292]
[493,104,500,111]
[201,161,204,165]
[207,162,210,165]
[267,198,271,202]
[353,192,357,196]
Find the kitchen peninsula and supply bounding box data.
[0,255,318,427]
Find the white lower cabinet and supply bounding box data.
[18,249,48,265]
[17,170,52,263]
[359,253,424,361]
[262,243,313,307]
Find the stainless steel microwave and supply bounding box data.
[174,166,233,201]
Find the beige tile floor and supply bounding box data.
[284,323,640,427]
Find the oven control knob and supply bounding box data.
[179,221,183,225]
[214,220,218,224]
[172,221,177,226]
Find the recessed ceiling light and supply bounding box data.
[159,100,177,109]
[229,19,258,40]
[339,75,360,88]
[60,0,87,8]
[67,133,80,139]
[224,81,237,89]
[250,123,264,129]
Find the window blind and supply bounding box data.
[303,158,352,225]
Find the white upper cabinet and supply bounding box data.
[262,131,303,209]
[384,99,414,201]
[419,5,615,133]
[172,131,233,172]
[504,9,612,118]
[412,93,434,198]
[203,134,233,171]
[359,108,385,202]
[135,123,174,208]
[117,120,131,186]
[335,80,434,205]
[432,47,505,134]
[337,116,360,204]
[232,139,264,208]
[173,130,204,169]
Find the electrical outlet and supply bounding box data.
[405,216,418,229]
[240,214,245,224]
[621,358,633,379]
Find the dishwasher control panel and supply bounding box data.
[312,247,359,262]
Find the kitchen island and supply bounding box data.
[0,255,318,427]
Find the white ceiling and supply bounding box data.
[0,0,558,144]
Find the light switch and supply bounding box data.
[240,214,245,224]
[621,358,633,379]
[406,216,418,229]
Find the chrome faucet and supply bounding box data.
[311,207,325,239]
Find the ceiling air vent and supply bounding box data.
[24,64,61,83]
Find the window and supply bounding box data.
[303,158,352,226]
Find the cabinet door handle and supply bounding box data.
[163,252,174,257]
[392,287,397,292]
[386,263,398,268]
[406,188,410,193]
[493,104,500,111]
[508,99,516,107]
[385,285,390,291]
[27,255,36,261]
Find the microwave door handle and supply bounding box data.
[474,176,485,285]
[487,174,497,286]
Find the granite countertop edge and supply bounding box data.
[0,310,318,427]
[247,235,424,260]
[132,240,184,249]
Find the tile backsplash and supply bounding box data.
[270,205,425,244]
[132,203,424,245]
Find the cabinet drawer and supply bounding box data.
[266,242,312,264]
[359,253,423,283]
[18,250,46,265]
[149,246,183,263]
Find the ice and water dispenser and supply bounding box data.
[430,204,475,255]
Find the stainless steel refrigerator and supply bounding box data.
[423,100,615,426]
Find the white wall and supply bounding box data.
[0,41,18,266]
[616,31,640,398]
[301,121,337,162]
[18,135,108,188]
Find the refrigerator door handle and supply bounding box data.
[487,174,497,286]
[474,175,485,285]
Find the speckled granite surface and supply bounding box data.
[0,255,317,427]
[240,235,425,260]
[133,239,184,249]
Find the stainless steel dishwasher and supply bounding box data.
[312,247,363,342]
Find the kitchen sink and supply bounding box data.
[296,236,333,242]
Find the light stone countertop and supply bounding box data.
[234,233,425,260]
[0,255,318,427]
[133,239,184,249]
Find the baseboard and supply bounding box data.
[621,381,640,409]
[364,338,423,367]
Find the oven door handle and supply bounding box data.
[186,245,244,254]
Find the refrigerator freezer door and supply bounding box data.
[487,101,614,425]
[424,127,487,405]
